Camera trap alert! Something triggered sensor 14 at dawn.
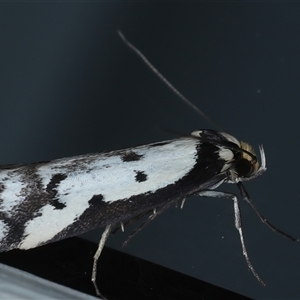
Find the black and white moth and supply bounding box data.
[0,32,297,296]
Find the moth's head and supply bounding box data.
[191,130,266,181]
[235,141,260,178]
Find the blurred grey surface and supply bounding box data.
[0,3,299,299]
[0,263,98,300]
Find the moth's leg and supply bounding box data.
[112,210,152,235]
[91,224,113,298]
[237,181,297,242]
[198,190,266,286]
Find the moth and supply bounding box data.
[0,32,296,297]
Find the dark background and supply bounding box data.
[0,3,299,299]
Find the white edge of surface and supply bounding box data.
[0,262,100,300]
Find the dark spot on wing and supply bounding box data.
[121,151,143,162]
[0,183,5,205]
[46,173,67,193]
[88,194,104,205]
[135,170,148,182]
[149,141,170,147]
[52,199,66,210]
[47,173,67,210]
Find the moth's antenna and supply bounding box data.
[118,31,222,130]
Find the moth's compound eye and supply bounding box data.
[235,158,254,177]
